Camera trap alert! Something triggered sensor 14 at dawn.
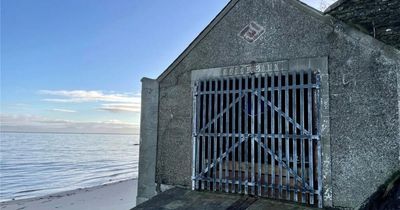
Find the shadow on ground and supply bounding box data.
[132,188,319,210]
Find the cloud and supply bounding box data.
[39,90,141,113]
[99,103,141,113]
[39,90,140,103]
[0,114,139,134]
[51,108,76,113]
[0,114,44,126]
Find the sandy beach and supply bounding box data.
[0,179,137,210]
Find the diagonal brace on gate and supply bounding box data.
[197,91,311,135]
[255,92,311,135]
[197,93,242,133]
[195,136,312,190]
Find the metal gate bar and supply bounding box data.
[300,70,306,203]
[308,69,314,205]
[285,71,290,200]
[225,78,229,193]
[270,73,276,197]
[251,75,255,195]
[201,81,206,190]
[219,78,224,191]
[292,72,298,202]
[232,78,236,193]
[257,74,262,196]
[244,76,249,194]
[192,70,322,207]
[278,71,283,199]
[238,77,243,193]
[207,80,211,191]
[263,74,269,196]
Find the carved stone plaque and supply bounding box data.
[238,21,265,43]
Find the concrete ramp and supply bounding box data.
[132,188,318,210]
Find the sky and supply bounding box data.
[0,0,336,134]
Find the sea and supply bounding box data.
[0,132,139,202]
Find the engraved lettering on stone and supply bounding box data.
[221,61,288,76]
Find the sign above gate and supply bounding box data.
[191,60,289,84]
[221,60,288,77]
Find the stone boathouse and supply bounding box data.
[136,0,400,209]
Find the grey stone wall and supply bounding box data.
[154,0,400,208]
[137,78,159,204]
[327,22,400,208]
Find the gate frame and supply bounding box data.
[190,57,331,207]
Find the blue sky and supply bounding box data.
[1,0,335,134]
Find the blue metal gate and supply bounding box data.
[191,70,322,207]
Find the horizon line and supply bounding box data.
[0,130,139,136]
